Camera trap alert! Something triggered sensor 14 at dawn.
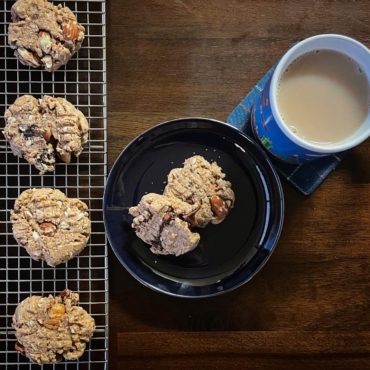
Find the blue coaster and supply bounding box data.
[227,66,347,195]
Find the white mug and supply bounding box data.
[251,34,370,163]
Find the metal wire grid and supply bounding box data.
[0,1,108,369]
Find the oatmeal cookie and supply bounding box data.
[3,95,88,174]
[13,289,95,364]
[8,0,85,71]
[11,188,91,266]
[129,193,200,256]
[164,155,235,227]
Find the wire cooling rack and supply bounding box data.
[0,0,108,368]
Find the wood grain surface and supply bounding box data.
[107,1,370,369]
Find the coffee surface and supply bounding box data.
[277,50,369,145]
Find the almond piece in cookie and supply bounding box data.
[63,21,81,42]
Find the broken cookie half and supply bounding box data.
[164,155,235,227]
[3,95,88,174]
[129,193,200,256]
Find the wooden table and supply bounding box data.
[107,1,370,369]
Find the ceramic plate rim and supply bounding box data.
[103,117,285,298]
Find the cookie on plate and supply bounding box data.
[11,188,91,266]
[164,155,235,228]
[8,0,85,71]
[129,193,200,256]
[13,289,95,364]
[3,95,88,174]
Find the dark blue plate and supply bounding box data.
[103,118,284,298]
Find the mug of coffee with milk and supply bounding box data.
[251,34,370,163]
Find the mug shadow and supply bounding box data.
[343,148,370,184]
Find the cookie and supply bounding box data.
[8,0,85,71]
[3,95,88,174]
[11,188,91,266]
[129,193,200,256]
[13,289,95,364]
[164,155,235,227]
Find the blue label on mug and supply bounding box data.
[251,76,328,163]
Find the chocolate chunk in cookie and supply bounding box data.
[3,95,88,174]
[13,290,95,364]
[129,193,200,256]
[11,188,91,266]
[8,0,85,71]
[164,155,235,227]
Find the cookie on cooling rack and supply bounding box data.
[8,0,85,71]
[3,95,88,174]
[13,289,95,364]
[11,188,91,266]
